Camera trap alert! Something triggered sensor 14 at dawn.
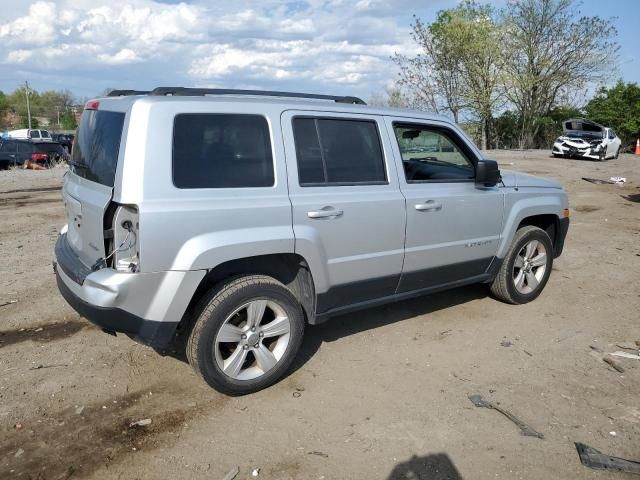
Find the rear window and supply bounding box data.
[71,110,125,187]
[172,114,274,189]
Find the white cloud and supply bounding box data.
[0,0,433,97]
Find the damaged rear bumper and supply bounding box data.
[53,234,204,349]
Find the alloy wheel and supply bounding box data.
[214,299,291,381]
[512,240,547,294]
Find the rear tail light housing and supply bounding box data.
[31,153,48,162]
[110,205,139,272]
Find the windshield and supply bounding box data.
[71,110,125,187]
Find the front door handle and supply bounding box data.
[307,207,344,219]
[415,201,442,212]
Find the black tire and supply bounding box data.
[614,147,620,159]
[186,275,305,395]
[490,226,554,305]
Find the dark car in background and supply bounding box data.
[0,139,69,169]
[51,133,74,153]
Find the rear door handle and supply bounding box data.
[307,207,344,219]
[415,201,442,212]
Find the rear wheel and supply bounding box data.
[614,147,620,159]
[490,226,554,304]
[186,275,305,395]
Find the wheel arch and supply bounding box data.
[181,253,316,332]
[498,193,566,259]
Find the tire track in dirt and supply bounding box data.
[1,383,229,479]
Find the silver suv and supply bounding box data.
[54,88,570,395]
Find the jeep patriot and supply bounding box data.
[54,88,570,394]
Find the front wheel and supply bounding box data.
[186,275,305,395]
[490,226,554,304]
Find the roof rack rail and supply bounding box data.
[148,87,366,105]
[107,90,150,97]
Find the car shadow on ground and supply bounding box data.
[290,284,489,375]
[386,453,463,480]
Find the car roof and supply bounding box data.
[92,93,452,123]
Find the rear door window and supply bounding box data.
[292,117,386,186]
[30,130,40,139]
[71,110,125,187]
[172,114,274,188]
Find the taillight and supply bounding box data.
[111,205,139,272]
[31,153,48,162]
[85,100,100,110]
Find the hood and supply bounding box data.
[562,118,604,138]
[500,169,562,189]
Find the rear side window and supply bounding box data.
[173,114,274,189]
[30,131,40,139]
[292,117,386,186]
[71,110,125,187]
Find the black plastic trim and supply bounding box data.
[555,217,570,257]
[313,272,492,324]
[54,234,91,285]
[148,87,366,104]
[313,257,496,322]
[316,274,400,313]
[106,90,150,97]
[55,269,177,348]
[397,257,493,293]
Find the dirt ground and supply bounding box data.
[0,151,639,480]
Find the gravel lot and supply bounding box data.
[1,151,639,480]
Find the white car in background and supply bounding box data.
[552,118,621,161]
[7,129,53,142]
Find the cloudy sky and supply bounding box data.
[0,0,638,100]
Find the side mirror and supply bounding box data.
[475,159,501,187]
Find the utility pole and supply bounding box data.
[24,80,32,130]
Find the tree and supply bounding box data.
[393,2,505,149]
[0,91,9,130]
[429,1,505,149]
[585,81,640,150]
[60,109,77,130]
[503,0,618,148]
[393,15,466,121]
[368,85,411,108]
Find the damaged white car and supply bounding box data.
[552,118,621,161]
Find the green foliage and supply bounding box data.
[19,115,39,129]
[0,86,77,129]
[395,0,619,149]
[585,81,640,149]
[493,105,583,149]
[0,91,9,130]
[60,109,77,130]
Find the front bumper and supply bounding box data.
[54,234,204,349]
[553,142,603,160]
